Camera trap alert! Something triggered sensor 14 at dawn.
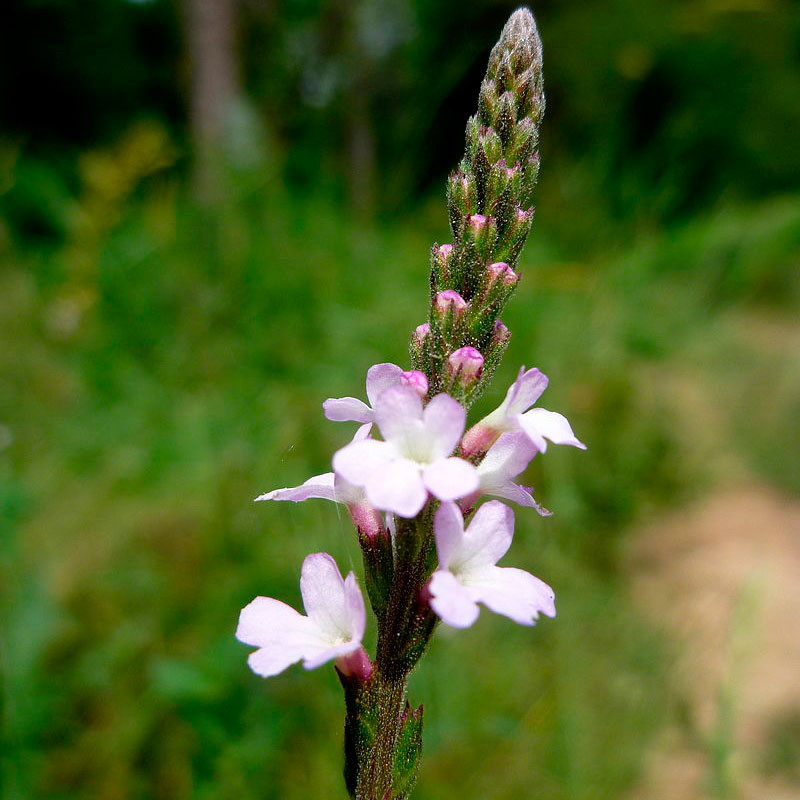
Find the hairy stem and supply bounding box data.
[354,675,410,800]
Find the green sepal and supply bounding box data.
[392,703,424,798]
[341,672,379,799]
[359,528,395,623]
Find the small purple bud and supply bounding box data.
[516,207,534,225]
[447,347,484,384]
[413,323,430,344]
[400,370,429,398]
[434,290,468,316]
[487,261,519,287]
[432,243,455,285]
[492,319,511,344]
[468,214,489,234]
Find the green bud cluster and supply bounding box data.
[412,7,544,407]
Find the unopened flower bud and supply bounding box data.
[434,289,468,317]
[496,206,534,263]
[414,323,430,344]
[477,78,499,126]
[478,127,503,164]
[400,370,429,398]
[487,261,518,288]
[431,243,454,287]
[510,116,538,164]
[447,347,484,385]
[492,319,511,345]
[447,171,477,234]
[495,90,517,144]
[464,214,498,263]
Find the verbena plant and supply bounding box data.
[235,9,585,798]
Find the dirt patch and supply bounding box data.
[625,485,800,800]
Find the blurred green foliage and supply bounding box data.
[1,1,799,798]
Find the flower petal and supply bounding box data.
[354,422,373,441]
[423,393,466,459]
[467,565,556,625]
[236,597,316,677]
[373,385,424,445]
[365,362,404,406]
[429,570,480,628]
[344,571,367,642]
[453,500,515,574]
[333,438,396,486]
[433,501,466,571]
[236,596,310,648]
[303,639,363,671]
[477,432,538,490]
[423,457,479,501]
[486,479,552,515]
[300,553,357,643]
[505,367,549,416]
[255,472,338,504]
[519,408,586,452]
[323,397,373,424]
[364,457,428,518]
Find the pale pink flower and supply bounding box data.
[333,385,479,518]
[428,501,556,628]
[236,553,370,678]
[323,363,428,433]
[461,366,586,457]
[255,471,384,539]
[462,432,551,515]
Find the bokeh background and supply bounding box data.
[2,1,800,798]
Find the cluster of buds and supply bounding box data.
[413,8,545,406]
[235,10,585,800]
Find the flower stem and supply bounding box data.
[344,514,433,799]
[353,674,410,800]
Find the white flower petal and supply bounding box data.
[303,639,363,671]
[323,396,373,423]
[237,597,317,677]
[364,457,428,518]
[519,408,586,452]
[236,596,311,648]
[344,572,367,642]
[423,393,466,459]
[477,432,538,490]
[505,367,549,416]
[333,438,396,486]
[373,385,424,445]
[486,479,551,515]
[354,422,373,441]
[423,457,479,501]
[300,553,357,642]
[452,500,515,574]
[433,502,466,571]
[332,473,367,505]
[467,565,556,625]
[365,362,404,406]
[255,472,338,504]
[247,644,306,677]
[429,570,480,628]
